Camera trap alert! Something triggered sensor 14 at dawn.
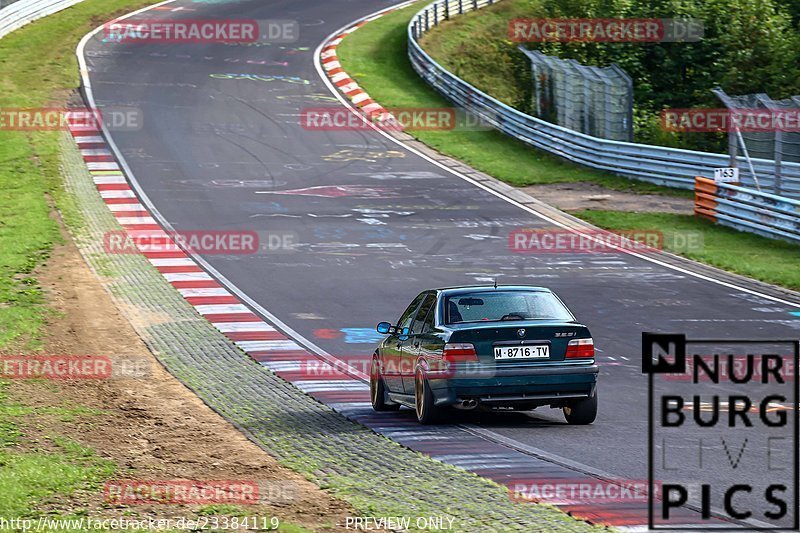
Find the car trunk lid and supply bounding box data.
[448,321,590,363]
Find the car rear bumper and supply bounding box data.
[426,362,598,407]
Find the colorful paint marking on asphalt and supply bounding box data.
[62,10,723,526]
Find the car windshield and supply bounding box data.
[445,291,573,324]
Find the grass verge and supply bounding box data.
[336,3,689,196]
[2,4,563,531]
[418,0,542,108]
[576,210,800,291]
[0,3,317,530]
[0,382,116,524]
[0,0,163,350]
[337,3,800,292]
[0,2,154,526]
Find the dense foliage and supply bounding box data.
[530,0,800,149]
[422,0,800,152]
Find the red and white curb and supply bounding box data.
[314,8,734,531]
[66,111,657,530]
[67,115,319,368]
[65,3,723,529]
[66,113,712,530]
[319,10,402,126]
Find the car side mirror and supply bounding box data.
[376,322,393,334]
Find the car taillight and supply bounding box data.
[443,343,478,362]
[566,338,594,359]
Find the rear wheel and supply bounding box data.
[414,370,440,424]
[370,356,400,411]
[563,393,597,425]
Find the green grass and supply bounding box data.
[0,439,115,517]
[576,210,800,290]
[0,383,22,447]
[0,6,341,526]
[336,3,689,197]
[197,504,251,516]
[338,4,800,292]
[0,381,116,521]
[0,0,158,350]
[0,0,154,524]
[420,0,545,108]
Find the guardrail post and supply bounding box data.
[623,68,634,142]
[434,4,438,25]
[444,0,449,19]
[582,71,590,135]
[727,121,738,168]
[775,129,784,196]
[458,0,463,14]
[473,0,478,10]
[425,9,429,32]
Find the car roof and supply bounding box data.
[435,285,552,296]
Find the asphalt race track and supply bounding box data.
[83,0,800,526]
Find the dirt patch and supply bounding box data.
[4,214,353,530]
[521,182,693,214]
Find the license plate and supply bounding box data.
[493,345,549,360]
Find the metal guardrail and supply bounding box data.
[0,0,24,10]
[695,177,800,244]
[408,0,800,199]
[0,0,84,39]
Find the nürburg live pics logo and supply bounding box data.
[643,332,799,530]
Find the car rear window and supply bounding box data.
[445,291,573,324]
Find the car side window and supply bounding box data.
[397,293,426,332]
[410,294,436,335]
[421,296,437,333]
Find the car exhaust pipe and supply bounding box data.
[455,399,478,410]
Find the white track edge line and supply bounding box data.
[313,5,800,310]
[73,5,796,524]
[311,5,800,526]
[76,0,368,381]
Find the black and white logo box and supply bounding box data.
[643,332,800,530]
